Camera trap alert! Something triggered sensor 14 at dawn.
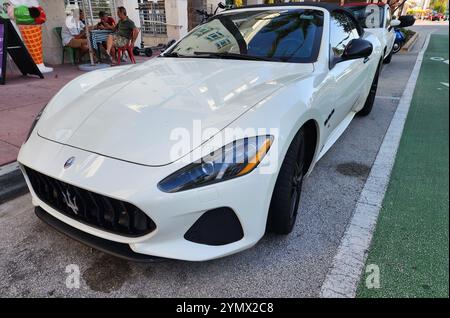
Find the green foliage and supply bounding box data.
[431,0,447,13]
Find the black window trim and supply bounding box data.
[328,8,363,69]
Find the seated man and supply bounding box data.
[105,6,139,64]
[96,11,116,30]
[61,9,89,58]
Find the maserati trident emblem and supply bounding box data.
[64,156,75,169]
[62,190,79,215]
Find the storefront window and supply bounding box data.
[138,0,167,36]
[64,0,113,19]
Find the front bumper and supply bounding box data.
[35,206,163,262]
[18,134,277,261]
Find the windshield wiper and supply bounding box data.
[161,52,184,57]
[193,51,272,62]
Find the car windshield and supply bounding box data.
[347,6,384,28]
[164,9,324,63]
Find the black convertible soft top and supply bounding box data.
[225,1,365,35]
[227,1,342,12]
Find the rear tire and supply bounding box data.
[392,42,402,54]
[357,62,381,117]
[384,48,393,64]
[144,48,153,57]
[267,129,306,234]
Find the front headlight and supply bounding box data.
[25,105,46,142]
[158,135,274,193]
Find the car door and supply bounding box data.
[326,12,368,131]
[384,6,396,54]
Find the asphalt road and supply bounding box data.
[0,25,447,298]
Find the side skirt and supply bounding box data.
[317,111,356,161]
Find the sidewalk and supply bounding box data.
[357,34,449,297]
[0,56,153,167]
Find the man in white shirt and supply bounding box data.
[61,9,88,57]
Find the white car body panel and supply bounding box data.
[18,5,383,261]
[38,59,314,166]
[358,4,396,59]
[365,28,395,59]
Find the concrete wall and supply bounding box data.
[142,34,168,47]
[119,0,187,47]
[165,0,188,40]
[39,0,67,65]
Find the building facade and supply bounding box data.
[34,0,381,66]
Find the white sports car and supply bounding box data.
[18,3,382,261]
[344,2,400,63]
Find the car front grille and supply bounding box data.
[23,166,156,237]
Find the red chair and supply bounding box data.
[116,41,136,65]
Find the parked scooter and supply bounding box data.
[133,39,177,57]
[392,15,416,54]
[393,28,405,54]
[196,2,226,24]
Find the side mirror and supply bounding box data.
[398,15,416,28]
[342,39,373,61]
[390,19,401,27]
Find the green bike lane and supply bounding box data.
[357,34,449,298]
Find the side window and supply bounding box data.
[330,12,360,59]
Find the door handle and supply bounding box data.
[363,57,370,64]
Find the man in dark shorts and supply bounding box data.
[105,6,139,64]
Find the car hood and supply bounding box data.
[38,58,313,166]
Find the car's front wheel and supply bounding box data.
[267,129,306,234]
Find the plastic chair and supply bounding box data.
[116,41,136,65]
[54,27,77,65]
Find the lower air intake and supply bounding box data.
[184,207,244,246]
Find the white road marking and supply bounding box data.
[375,96,401,100]
[441,82,449,87]
[320,34,432,298]
[0,161,20,177]
[430,57,449,65]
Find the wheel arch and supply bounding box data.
[265,117,320,234]
[301,119,320,176]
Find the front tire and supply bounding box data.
[357,62,381,117]
[384,48,393,64]
[267,129,306,234]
